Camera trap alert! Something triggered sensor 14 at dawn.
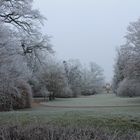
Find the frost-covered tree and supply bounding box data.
[0,0,51,57]
[63,59,83,97]
[0,0,53,110]
[0,24,32,111]
[81,62,104,95]
[89,62,105,91]
[0,0,44,34]
[34,58,73,99]
[113,18,140,97]
[112,47,130,93]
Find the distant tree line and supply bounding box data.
[31,58,105,99]
[113,18,140,97]
[0,0,104,111]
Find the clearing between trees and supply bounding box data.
[0,94,140,140]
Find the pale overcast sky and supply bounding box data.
[34,0,140,82]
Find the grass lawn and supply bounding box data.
[43,93,140,107]
[0,94,140,131]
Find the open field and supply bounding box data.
[0,94,140,130]
[43,93,140,107]
[0,94,140,139]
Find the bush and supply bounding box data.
[29,79,49,98]
[0,80,32,111]
[81,91,94,96]
[117,78,140,97]
[0,93,12,111]
[81,88,97,96]
[14,80,32,109]
[55,86,73,98]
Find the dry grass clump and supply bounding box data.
[0,124,139,140]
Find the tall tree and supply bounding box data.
[113,18,140,97]
[0,0,44,34]
[63,59,82,97]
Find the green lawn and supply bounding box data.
[0,94,140,131]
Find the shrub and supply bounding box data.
[55,86,73,98]
[29,79,49,98]
[14,80,32,109]
[81,90,94,96]
[81,88,97,96]
[0,93,12,111]
[117,78,140,97]
[0,80,32,111]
